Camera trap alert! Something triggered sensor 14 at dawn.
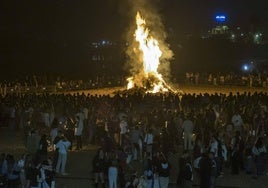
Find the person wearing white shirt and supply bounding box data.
[182,114,194,150]
[74,112,84,150]
[231,112,243,133]
[55,137,71,175]
[144,129,154,160]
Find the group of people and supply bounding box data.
[0,83,268,187]
[184,71,268,87]
[0,152,55,188]
[1,70,268,97]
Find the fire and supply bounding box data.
[127,12,174,93]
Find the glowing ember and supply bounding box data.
[127,12,174,93]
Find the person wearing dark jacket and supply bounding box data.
[177,150,193,188]
[37,134,48,163]
[92,148,106,188]
[199,152,211,188]
[158,154,170,188]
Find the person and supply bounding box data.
[50,118,59,151]
[23,154,36,188]
[144,128,154,160]
[37,134,48,163]
[231,110,244,133]
[26,130,41,156]
[231,144,240,175]
[37,159,55,188]
[55,136,71,175]
[158,154,170,188]
[198,152,211,188]
[182,113,194,150]
[74,115,83,150]
[230,131,243,175]
[119,116,128,147]
[129,125,142,161]
[208,152,217,188]
[92,148,106,188]
[177,150,193,188]
[252,137,267,177]
[143,160,154,188]
[17,154,26,188]
[108,160,118,188]
[6,154,20,188]
[0,153,8,187]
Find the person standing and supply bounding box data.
[37,134,49,164]
[177,150,193,188]
[231,110,244,133]
[26,130,41,156]
[92,149,106,188]
[50,118,59,151]
[55,136,71,175]
[252,137,267,177]
[74,114,84,150]
[182,113,194,150]
[208,152,217,188]
[119,116,128,147]
[108,160,118,188]
[198,152,211,188]
[158,154,170,188]
[144,128,154,160]
[144,160,154,188]
[129,125,142,161]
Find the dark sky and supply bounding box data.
[0,0,267,71]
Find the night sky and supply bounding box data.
[0,0,267,75]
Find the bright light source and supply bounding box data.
[216,15,226,22]
[243,65,248,71]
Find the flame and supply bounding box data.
[127,12,173,93]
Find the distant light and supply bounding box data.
[243,65,248,71]
[216,15,226,22]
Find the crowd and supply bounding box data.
[0,84,268,187]
[184,72,268,87]
[0,71,267,96]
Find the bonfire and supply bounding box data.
[127,12,176,94]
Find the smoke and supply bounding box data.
[123,0,174,81]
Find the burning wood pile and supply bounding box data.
[126,12,179,94]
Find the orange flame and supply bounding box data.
[127,12,173,93]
